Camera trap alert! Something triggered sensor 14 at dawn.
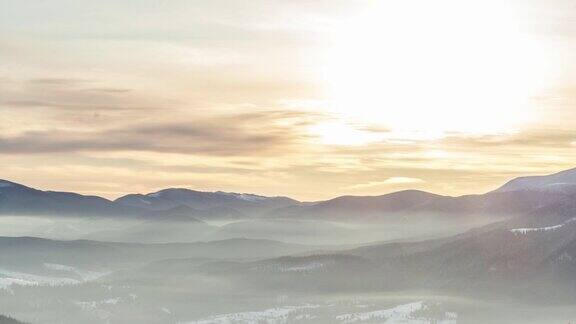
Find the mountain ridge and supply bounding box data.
[2,166,576,221]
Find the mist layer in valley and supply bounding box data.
[3,168,576,323]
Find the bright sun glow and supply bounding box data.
[320,0,555,144]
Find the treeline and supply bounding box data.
[0,315,26,324]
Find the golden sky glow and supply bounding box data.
[1,0,576,200]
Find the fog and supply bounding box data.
[1,211,574,323]
[0,213,496,245]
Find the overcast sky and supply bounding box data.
[1,0,576,200]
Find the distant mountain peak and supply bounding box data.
[146,188,199,198]
[379,189,444,198]
[495,167,576,194]
[122,187,295,204]
[215,191,269,202]
[114,187,301,218]
[0,179,38,193]
[0,179,23,188]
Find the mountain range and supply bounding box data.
[166,181,576,302]
[3,167,576,322]
[2,167,576,223]
[0,179,300,221]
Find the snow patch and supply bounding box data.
[185,304,321,324]
[185,302,457,324]
[137,197,152,205]
[254,260,335,273]
[217,192,269,202]
[75,298,121,320]
[43,263,76,272]
[283,262,326,272]
[511,217,576,235]
[43,263,110,281]
[336,301,457,323]
[0,265,108,291]
[558,252,574,263]
[0,269,79,290]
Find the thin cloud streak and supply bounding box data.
[0,112,317,156]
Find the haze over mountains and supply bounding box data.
[3,167,576,323]
[0,179,299,220]
[2,167,576,223]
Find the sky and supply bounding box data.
[1,0,576,201]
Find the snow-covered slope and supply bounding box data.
[495,168,576,194]
[0,264,108,291]
[185,302,457,324]
[337,301,457,324]
[116,188,301,217]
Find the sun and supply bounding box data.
[321,0,554,142]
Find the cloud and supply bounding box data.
[1,0,576,200]
[0,78,146,113]
[85,88,133,94]
[27,78,91,86]
[0,111,316,156]
[440,129,576,149]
